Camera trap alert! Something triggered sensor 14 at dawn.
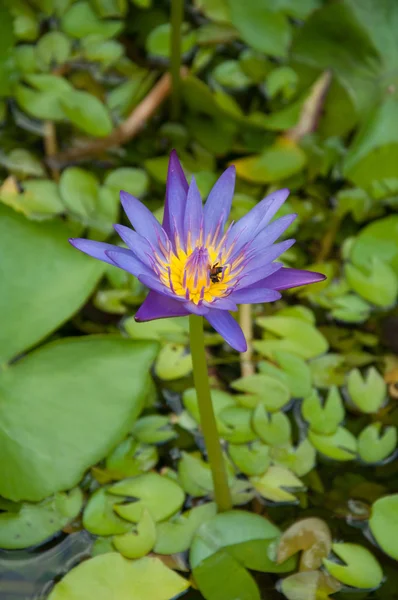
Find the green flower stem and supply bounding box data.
[170,0,184,120]
[189,315,233,512]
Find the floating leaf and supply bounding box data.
[109,473,185,523]
[113,509,156,559]
[48,554,190,600]
[369,494,398,560]
[104,167,149,199]
[228,0,291,57]
[154,502,217,555]
[280,570,342,600]
[262,351,312,399]
[155,343,192,380]
[233,139,307,184]
[255,314,328,360]
[301,387,345,435]
[61,1,123,39]
[36,31,71,67]
[231,374,290,411]
[323,543,383,590]
[345,258,398,308]
[132,415,177,445]
[0,206,104,364]
[347,367,386,413]
[105,437,158,480]
[358,423,397,464]
[0,337,157,501]
[252,404,291,446]
[349,215,398,275]
[83,487,131,536]
[0,489,83,549]
[61,89,113,137]
[277,518,332,571]
[183,388,236,425]
[308,427,357,461]
[228,441,270,476]
[251,466,305,503]
[218,406,257,443]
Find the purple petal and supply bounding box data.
[69,238,132,266]
[227,189,289,255]
[114,224,153,266]
[246,214,297,257]
[184,302,209,316]
[228,287,281,304]
[256,267,327,290]
[138,273,185,301]
[105,249,151,277]
[237,240,295,288]
[135,290,190,321]
[164,150,189,244]
[120,191,167,247]
[204,166,235,242]
[184,176,203,248]
[206,297,238,311]
[206,309,247,352]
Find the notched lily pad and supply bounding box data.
[109,473,185,523]
[113,509,156,559]
[250,466,305,504]
[252,404,291,446]
[279,570,342,600]
[357,422,397,464]
[0,488,83,549]
[231,374,290,411]
[308,427,357,461]
[277,518,332,571]
[322,542,383,590]
[301,387,345,435]
[346,367,386,414]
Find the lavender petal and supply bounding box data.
[256,267,327,290]
[69,238,132,266]
[135,290,190,321]
[206,309,247,352]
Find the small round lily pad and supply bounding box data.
[323,542,383,590]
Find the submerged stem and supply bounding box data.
[189,315,233,512]
[170,0,184,120]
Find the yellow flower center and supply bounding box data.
[156,243,241,305]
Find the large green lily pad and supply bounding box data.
[0,336,157,501]
[48,553,190,600]
[0,206,104,364]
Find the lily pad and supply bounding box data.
[155,343,192,380]
[154,502,217,555]
[277,518,332,571]
[255,314,328,360]
[113,509,156,559]
[349,215,398,275]
[323,542,383,590]
[109,473,185,522]
[258,350,312,399]
[83,487,131,536]
[308,427,357,461]
[48,554,190,600]
[104,437,158,480]
[347,367,386,413]
[357,423,397,464]
[228,441,270,476]
[0,489,83,549]
[369,494,398,560]
[252,404,291,446]
[250,466,305,503]
[280,570,342,600]
[0,206,104,364]
[132,415,177,445]
[301,387,345,435]
[231,374,290,411]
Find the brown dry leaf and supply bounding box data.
[277,517,332,571]
[280,570,342,600]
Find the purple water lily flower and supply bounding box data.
[70,152,325,352]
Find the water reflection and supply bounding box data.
[0,531,92,599]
